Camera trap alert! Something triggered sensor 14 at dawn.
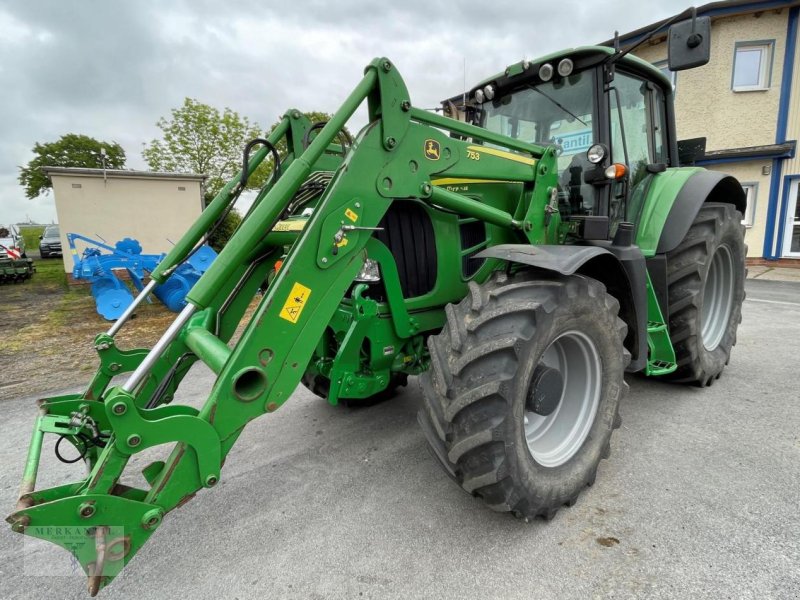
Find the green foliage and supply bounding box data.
[18,134,126,199]
[143,98,263,198]
[207,208,242,253]
[20,226,45,252]
[143,103,347,249]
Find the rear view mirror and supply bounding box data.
[668,15,711,71]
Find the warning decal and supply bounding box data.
[344,208,358,222]
[279,282,312,324]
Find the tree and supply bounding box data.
[143,98,263,199]
[143,101,345,250]
[18,134,126,199]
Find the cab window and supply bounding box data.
[480,69,598,217]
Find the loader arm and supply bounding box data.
[8,58,552,595]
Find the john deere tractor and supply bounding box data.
[8,12,745,595]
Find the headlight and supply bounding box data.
[483,85,495,101]
[355,258,381,283]
[538,63,554,82]
[586,144,607,164]
[557,58,574,77]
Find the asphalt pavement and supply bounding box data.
[1,279,798,600]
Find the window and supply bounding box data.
[653,60,676,91]
[480,70,599,217]
[741,183,758,227]
[732,41,774,91]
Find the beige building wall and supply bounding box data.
[47,169,205,273]
[635,10,788,149]
[634,8,793,258]
[704,160,771,254]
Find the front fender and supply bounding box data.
[475,243,648,372]
[475,244,611,275]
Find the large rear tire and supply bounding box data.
[419,271,628,519]
[663,202,746,386]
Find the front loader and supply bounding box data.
[8,11,746,596]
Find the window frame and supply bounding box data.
[740,182,758,227]
[731,40,775,92]
[653,60,676,92]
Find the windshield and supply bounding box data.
[480,70,599,218]
[480,70,596,175]
[45,226,59,237]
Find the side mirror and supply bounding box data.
[668,15,711,71]
[39,235,43,240]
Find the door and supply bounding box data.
[608,71,669,233]
[783,178,800,258]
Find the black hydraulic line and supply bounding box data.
[302,121,353,155]
[241,138,281,189]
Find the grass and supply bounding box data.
[32,254,70,286]
[19,225,45,252]
[0,257,176,400]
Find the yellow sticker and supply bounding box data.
[273,219,307,232]
[336,237,348,248]
[279,282,312,324]
[344,208,358,222]
[466,145,537,166]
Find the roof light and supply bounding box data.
[557,58,574,77]
[474,88,485,104]
[538,63,554,82]
[483,85,495,101]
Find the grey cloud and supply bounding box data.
[0,0,677,224]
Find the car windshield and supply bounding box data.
[480,69,596,175]
[45,226,59,237]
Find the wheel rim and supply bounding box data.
[524,331,602,468]
[701,244,734,351]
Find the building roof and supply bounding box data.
[600,0,800,48]
[42,167,207,181]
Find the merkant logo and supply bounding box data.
[29,525,96,542]
[23,525,126,576]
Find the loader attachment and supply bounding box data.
[8,57,548,595]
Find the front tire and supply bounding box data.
[663,202,746,385]
[419,271,628,519]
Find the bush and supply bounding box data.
[207,209,242,252]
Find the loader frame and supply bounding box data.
[7,57,566,594]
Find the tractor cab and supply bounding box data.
[445,8,712,241]
[451,47,677,240]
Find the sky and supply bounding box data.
[0,0,686,225]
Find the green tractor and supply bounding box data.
[8,12,745,596]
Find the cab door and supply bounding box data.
[607,71,669,233]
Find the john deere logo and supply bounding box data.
[424,139,440,160]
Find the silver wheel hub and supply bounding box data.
[701,244,734,351]
[524,331,602,468]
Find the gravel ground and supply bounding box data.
[0,278,798,600]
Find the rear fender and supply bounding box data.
[636,168,746,256]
